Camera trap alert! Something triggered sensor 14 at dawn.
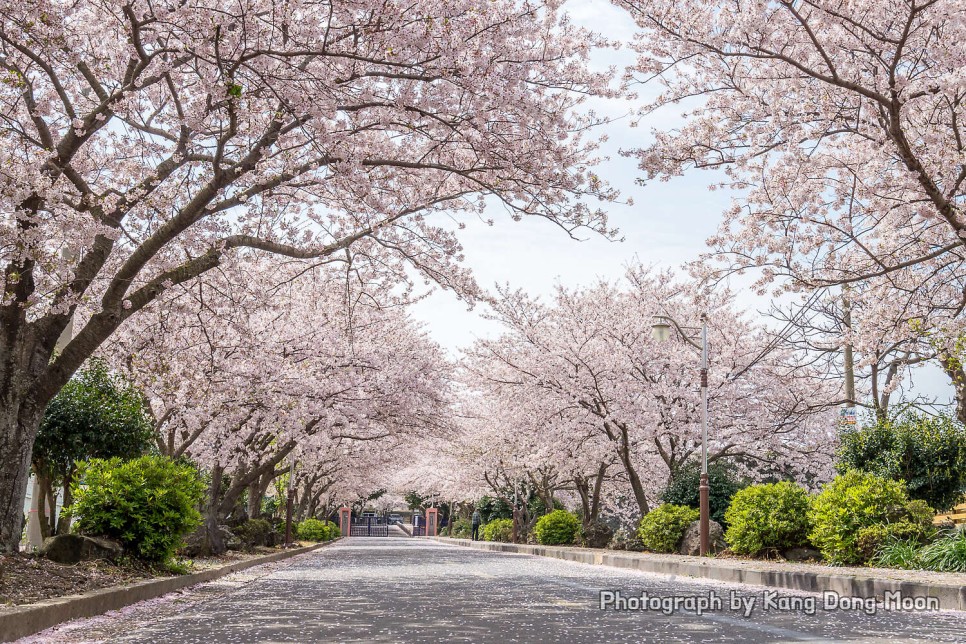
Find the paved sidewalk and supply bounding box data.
[435,538,966,610]
[27,538,966,643]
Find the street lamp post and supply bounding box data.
[652,312,710,556]
[284,456,295,546]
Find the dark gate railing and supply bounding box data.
[350,516,389,536]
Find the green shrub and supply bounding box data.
[71,455,205,562]
[476,497,513,523]
[807,470,909,565]
[724,482,811,556]
[662,461,747,527]
[35,358,154,535]
[234,519,273,549]
[918,529,966,572]
[534,510,580,545]
[638,504,699,553]
[296,518,337,542]
[451,518,472,539]
[855,499,937,562]
[837,413,966,512]
[482,518,514,543]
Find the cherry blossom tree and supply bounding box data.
[102,258,452,552]
[459,267,836,519]
[0,0,619,549]
[617,0,966,418]
[436,372,621,531]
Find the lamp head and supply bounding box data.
[651,316,672,343]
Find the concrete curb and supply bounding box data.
[1,540,335,642]
[432,538,966,611]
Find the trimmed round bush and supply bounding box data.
[638,504,699,553]
[71,455,205,562]
[482,518,514,543]
[534,510,580,545]
[724,482,811,556]
[297,518,336,542]
[808,470,909,565]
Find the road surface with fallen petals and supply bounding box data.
[24,537,966,643]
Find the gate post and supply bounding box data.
[339,507,351,537]
[425,507,438,537]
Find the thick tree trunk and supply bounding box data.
[0,403,46,552]
[575,464,607,530]
[247,479,261,520]
[589,463,606,523]
[538,486,555,514]
[201,465,226,556]
[613,422,650,518]
[575,477,592,529]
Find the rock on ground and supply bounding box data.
[40,534,124,565]
[678,519,725,556]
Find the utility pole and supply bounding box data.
[840,286,858,433]
[843,294,856,405]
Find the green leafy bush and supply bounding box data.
[807,470,909,565]
[638,504,699,553]
[918,529,966,572]
[234,519,273,549]
[662,461,747,527]
[482,518,514,543]
[297,518,337,542]
[34,359,154,535]
[71,455,205,562]
[855,500,937,562]
[838,413,966,511]
[724,482,811,556]
[476,496,513,523]
[534,510,580,545]
[451,518,472,539]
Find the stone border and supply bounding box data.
[432,538,966,611]
[1,540,336,643]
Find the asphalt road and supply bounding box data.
[29,538,966,643]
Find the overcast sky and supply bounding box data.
[407,0,953,407]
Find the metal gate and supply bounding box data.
[349,516,389,536]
